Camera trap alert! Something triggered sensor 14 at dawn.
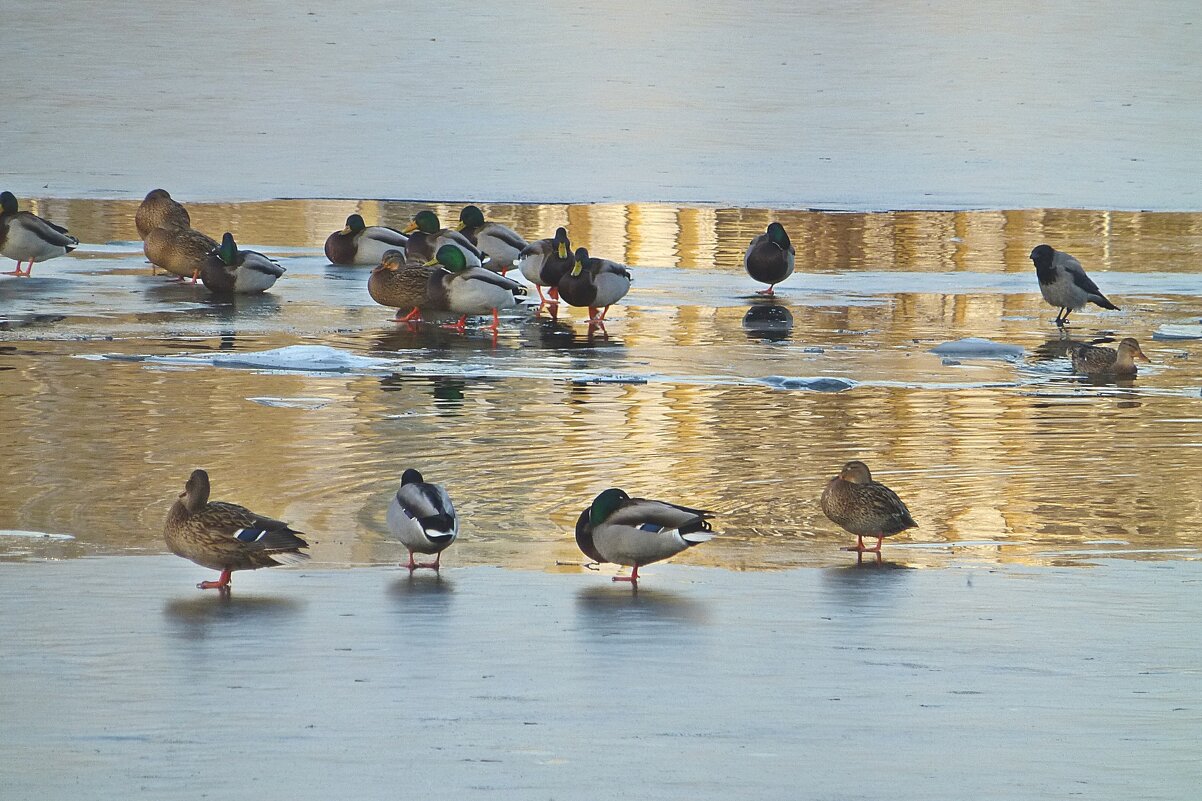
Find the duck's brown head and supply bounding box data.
[143,188,173,203]
[181,469,211,511]
[1118,338,1150,362]
[374,249,406,274]
[839,460,873,484]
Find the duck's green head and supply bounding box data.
[590,488,630,525]
[554,227,571,260]
[426,244,469,273]
[570,247,589,277]
[404,209,441,235]
[457,205,485,231]
[0,192,18,215]
[767,222,790,249]
[217,232,238,265]
[343,214,366,234]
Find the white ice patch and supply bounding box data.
[246,396,334,409]
[0,529,75,540]
[929,337,1024,359]
[759,375,856,392]
[88,345,400,374]
[1153,325,1202,341]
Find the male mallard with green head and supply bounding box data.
[164,469,310,591]
[517,227,574,304]
[820,460,917,553]
[386,468,458,571]
[1069,337,1150,377]
[556,247,632,323]
[368,249,432,322]
[0,191,79,277]
[324,213,409,266]
[403,209,486,268]
[135,189,191,240]
[456,204,528,275]
[575,488,715,583]
[424,244,526,332]
[744,222,795,295]
[200,232,285,295]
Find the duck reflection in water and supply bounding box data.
[742,300,794,343]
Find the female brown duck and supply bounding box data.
[820,460,916,553]
[164,469,310,590]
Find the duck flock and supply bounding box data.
[0,188,1152,590]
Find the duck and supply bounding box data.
[1029,244,1119,325]
[425,244,527,332]
[0,191,79,277]
[403,209,486,268]
[324,213,409,266]
[517,226,575,304]
[368,249,432,322]
[163,469,310,591]
[820,460,917,554]
[744,222,795,295]
[575,488,715,583]
[135,189,191,241]
[1068,337,1150,376]
[200,232,286,295]
[456,205,528,275]
[386,468,458,571]
[144,224,219,281]
[556,247,632,322]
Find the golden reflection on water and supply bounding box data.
[23,196,1202,274]
[3,199,1202,572]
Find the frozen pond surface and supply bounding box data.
[3,2,1201,209]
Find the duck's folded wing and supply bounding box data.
[21,213,79,247]
[608,499,714,532]
[464,268,526,292]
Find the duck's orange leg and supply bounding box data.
[198,568,232,590]
[395,306,422,323]
[441,315,468,332]
[756,284,776,296]
[2,261,26,276]
[612,564,640,583]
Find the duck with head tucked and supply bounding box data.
[368,249,432,322]
[820,460,917,554]
[425,244,526,332]
[324,213,409,266]
[144,224,219,282]
[744,222,795,295]
[1069,337,1150,377]
[575,488,715,583]
[557,247,632,323]
[164,469,310,591]
[403,209,486,268]
[456,204,528,275]
[0,191,79,277]
[200,232,285,295]
[386,468,458,571]
[135,189,191,241]
[517,226,574,304]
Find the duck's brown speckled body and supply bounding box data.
[820,460,916,553]
[144,225,219,280]
[368,249,433,321]
[1069,337,1149,376]
[164,469,310,590]
[135,189,191,240]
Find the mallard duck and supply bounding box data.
[517,226,574,303]
[200,232,285,295]
[144,224,218,281]
[557,247,632,322]
[820,461,917,553]
[744,222,795,295]
[403,209,486,268]
[1069,337,1150,376]
[163,469,310,590]
[324,213,409,266]
[425,244,527,332]
[575,488,715,583]
[1030,244,1119,325]
[0,191,79,277]
[386,468,458,570]
[135,189,191,241]
[368,249,432,322]
[456,205,528,275]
